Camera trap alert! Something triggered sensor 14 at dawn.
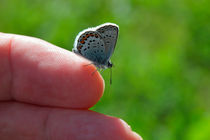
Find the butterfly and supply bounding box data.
[72,23,119,83]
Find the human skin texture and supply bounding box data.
[0,33,142,140]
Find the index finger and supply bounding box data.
[0,33,104,109]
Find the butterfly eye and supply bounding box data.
[108,62,113,68]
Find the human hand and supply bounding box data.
[0,33,142,140]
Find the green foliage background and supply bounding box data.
[1,0,210,139]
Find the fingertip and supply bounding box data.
[47,109,141,140]
[69,53,105,108]
[6,34,105,108]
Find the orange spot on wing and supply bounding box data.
[80,33,98,44]
[78,45,83,53]
[78,45,82,49]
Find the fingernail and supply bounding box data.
[119,119,143,140]
[132,131,143,140]
[119,119,131,128]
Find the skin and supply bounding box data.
[0,33,142,140]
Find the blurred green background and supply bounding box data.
[1,0,210,139]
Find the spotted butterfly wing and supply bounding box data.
[73,23,119,69]
[96,23,119,60]
[73,30,107,65]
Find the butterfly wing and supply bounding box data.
[73,30,107,65]
[96,23,119,60]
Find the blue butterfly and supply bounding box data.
[72,23,119,83]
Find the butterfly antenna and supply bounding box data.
[110,68,112,85]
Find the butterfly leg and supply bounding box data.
[91,68,100,76]
[100,69,105,74]
[84,63,94,67]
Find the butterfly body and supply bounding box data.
[73,23,119,69]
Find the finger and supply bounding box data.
[0,33,104,109]
[0,102,142,140]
